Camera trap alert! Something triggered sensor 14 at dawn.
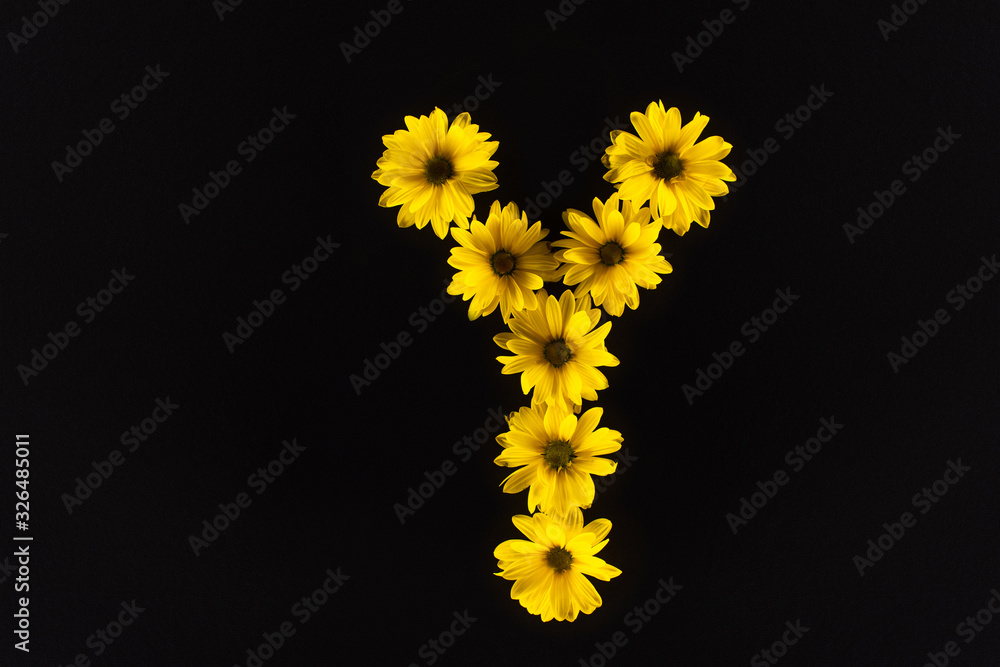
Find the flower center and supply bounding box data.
[599,241,624,265]
[424,156,454,185]
[491,250,516,276]
[652,151,683,180]
[543,440,575,470]
[543,339,572,367]
[546,546,573,573]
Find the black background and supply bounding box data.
[3,0,1000,665]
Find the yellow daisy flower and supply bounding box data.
[372,107,499,239]
[446,201,560,320]
[494,289,619,413]
[553,193,673,317]
[494,403,621,517]
[494,507,622,622]
[603,101,735,236]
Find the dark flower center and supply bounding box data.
[543,339,572,367]
[424,156,454,185]
[599,241,624,265]
[546,546,573,573]
[543,440,575,470]
[491,250,516,276]
[652,151,683,180]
